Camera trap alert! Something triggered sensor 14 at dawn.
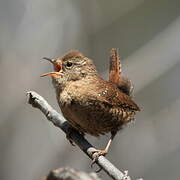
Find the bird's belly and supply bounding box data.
[60,105,129,136]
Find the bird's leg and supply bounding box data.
[91,136,113,156]
[91,132,116,168]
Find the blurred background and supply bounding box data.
[1,0,180,179]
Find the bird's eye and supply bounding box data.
[65,61,73,69]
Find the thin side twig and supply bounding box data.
[27,91,131,180]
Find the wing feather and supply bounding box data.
[87,80,140,111]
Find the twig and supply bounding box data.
[27,91,132,180]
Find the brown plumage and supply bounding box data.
[41,49,140,160]
[109,48,134,96]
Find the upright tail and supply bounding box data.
[109,48,133,96]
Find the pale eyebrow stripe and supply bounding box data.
[75,60,86,65]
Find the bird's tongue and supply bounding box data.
[53,62,62,72]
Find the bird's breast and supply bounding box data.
[60,102,135,137]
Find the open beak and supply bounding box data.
[41,57,63,77]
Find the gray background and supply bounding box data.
[1,0,180,180]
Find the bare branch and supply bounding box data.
[27,91,132,180]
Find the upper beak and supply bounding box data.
[42,57,55,64]
[41,57,63,77]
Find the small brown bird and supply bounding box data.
[41,49,140,160]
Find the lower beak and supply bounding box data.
[41,71,63,77]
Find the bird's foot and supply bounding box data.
[91,149,108,172]
[91,149,108,157]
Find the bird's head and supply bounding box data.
[41,50,97,87]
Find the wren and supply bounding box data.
[41,49,140,160]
